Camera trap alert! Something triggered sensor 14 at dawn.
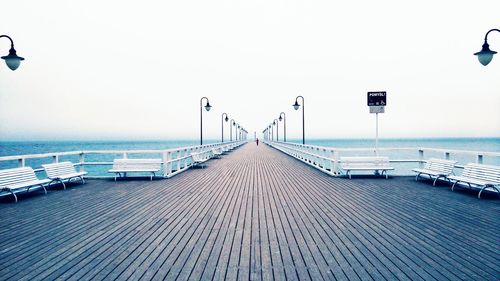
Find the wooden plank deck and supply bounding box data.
[0,143,499,281]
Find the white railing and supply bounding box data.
[0,141,247,178]
[264,140,500,176]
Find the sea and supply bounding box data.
[0,138,498,177]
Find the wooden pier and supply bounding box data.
[0,143,499,280]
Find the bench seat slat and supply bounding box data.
[108,158,162,181]
[340,156,393,179]
[0,167,50,202]
[413,158,457,186]
[448,163,500,198]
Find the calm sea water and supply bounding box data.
[0,138,498,176]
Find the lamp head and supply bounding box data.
[204,101,212,111]
[475,41,497,66]
[225,116,229,122]
[279,116,282,121]
[1,47,24,71]
[273,120,276,125]
[293,100,300,110]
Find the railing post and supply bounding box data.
[445,152,450,160]
[163,150,172,177]
[52,155,58,163]
[177,150,182,172]
[123,152,128,159]
[79,153,85,173]
[419,149,424,168]
[332,151,339,175]
[477,154,483,164]
[18,158,25,167]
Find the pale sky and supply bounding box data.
[0,0,499,141]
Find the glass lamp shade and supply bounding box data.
[474,42,497,66]
[293,101,300,110]
[279,116,282,121]
[204,102,212,111]
[225,116,229,122]
[273,121,276,125]
[1,48,24,71]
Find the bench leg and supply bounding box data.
[478,185,499,199]
[33,184,47,195]
[415,173,421,182]
[80,176,85,184]
[11,190,18,203]
[3,188,17,203]
[451,181,458,191]
[432,176,441,186]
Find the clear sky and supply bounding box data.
[0,0,499,141]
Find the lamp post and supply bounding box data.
[279,112,286,142]
[474,29,500,66]
[0,35,24,71]
[293,95,305,144]
[273,119,279,142]
[237,124,240,141]
[200,97,212,145]
[221,113,229,143]
[269,124,273,141]
[230,119,235,141]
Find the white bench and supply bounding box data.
[211,148,223,158]
[108,158,162,181]
[448,163,500,199]
[42,161,88,189]
[413,158,457,186]
[340,156,394,179]
[0,167,50,202]
[191,152,209,168]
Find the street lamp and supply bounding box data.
[0,35,24,71]
[221,113,229,143]
[200,97,212,145]
[273,119,279,142]
[237,124,240,141]
[474,29,499,66]
[279,112,286,142]
[293,95,305,144]
[269,124,273,141]
[230,119,235,141]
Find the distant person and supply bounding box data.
[256,138,259,146]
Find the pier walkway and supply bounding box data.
[0,143,499,280]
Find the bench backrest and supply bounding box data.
[0,167,39,187]
[42,162,77,178]
[340,156,391,168]
[191,153,204,162]
[461,163,500,184]
[424,158,456,174]
[112,159,162,170]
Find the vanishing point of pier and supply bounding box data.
[0,143,499,281]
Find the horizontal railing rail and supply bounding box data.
[0,141,247,178]
[264,140,500,176]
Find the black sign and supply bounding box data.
[367,91,387,106]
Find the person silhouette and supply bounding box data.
[256,138,259,146]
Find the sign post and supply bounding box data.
[367,91,386,156]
